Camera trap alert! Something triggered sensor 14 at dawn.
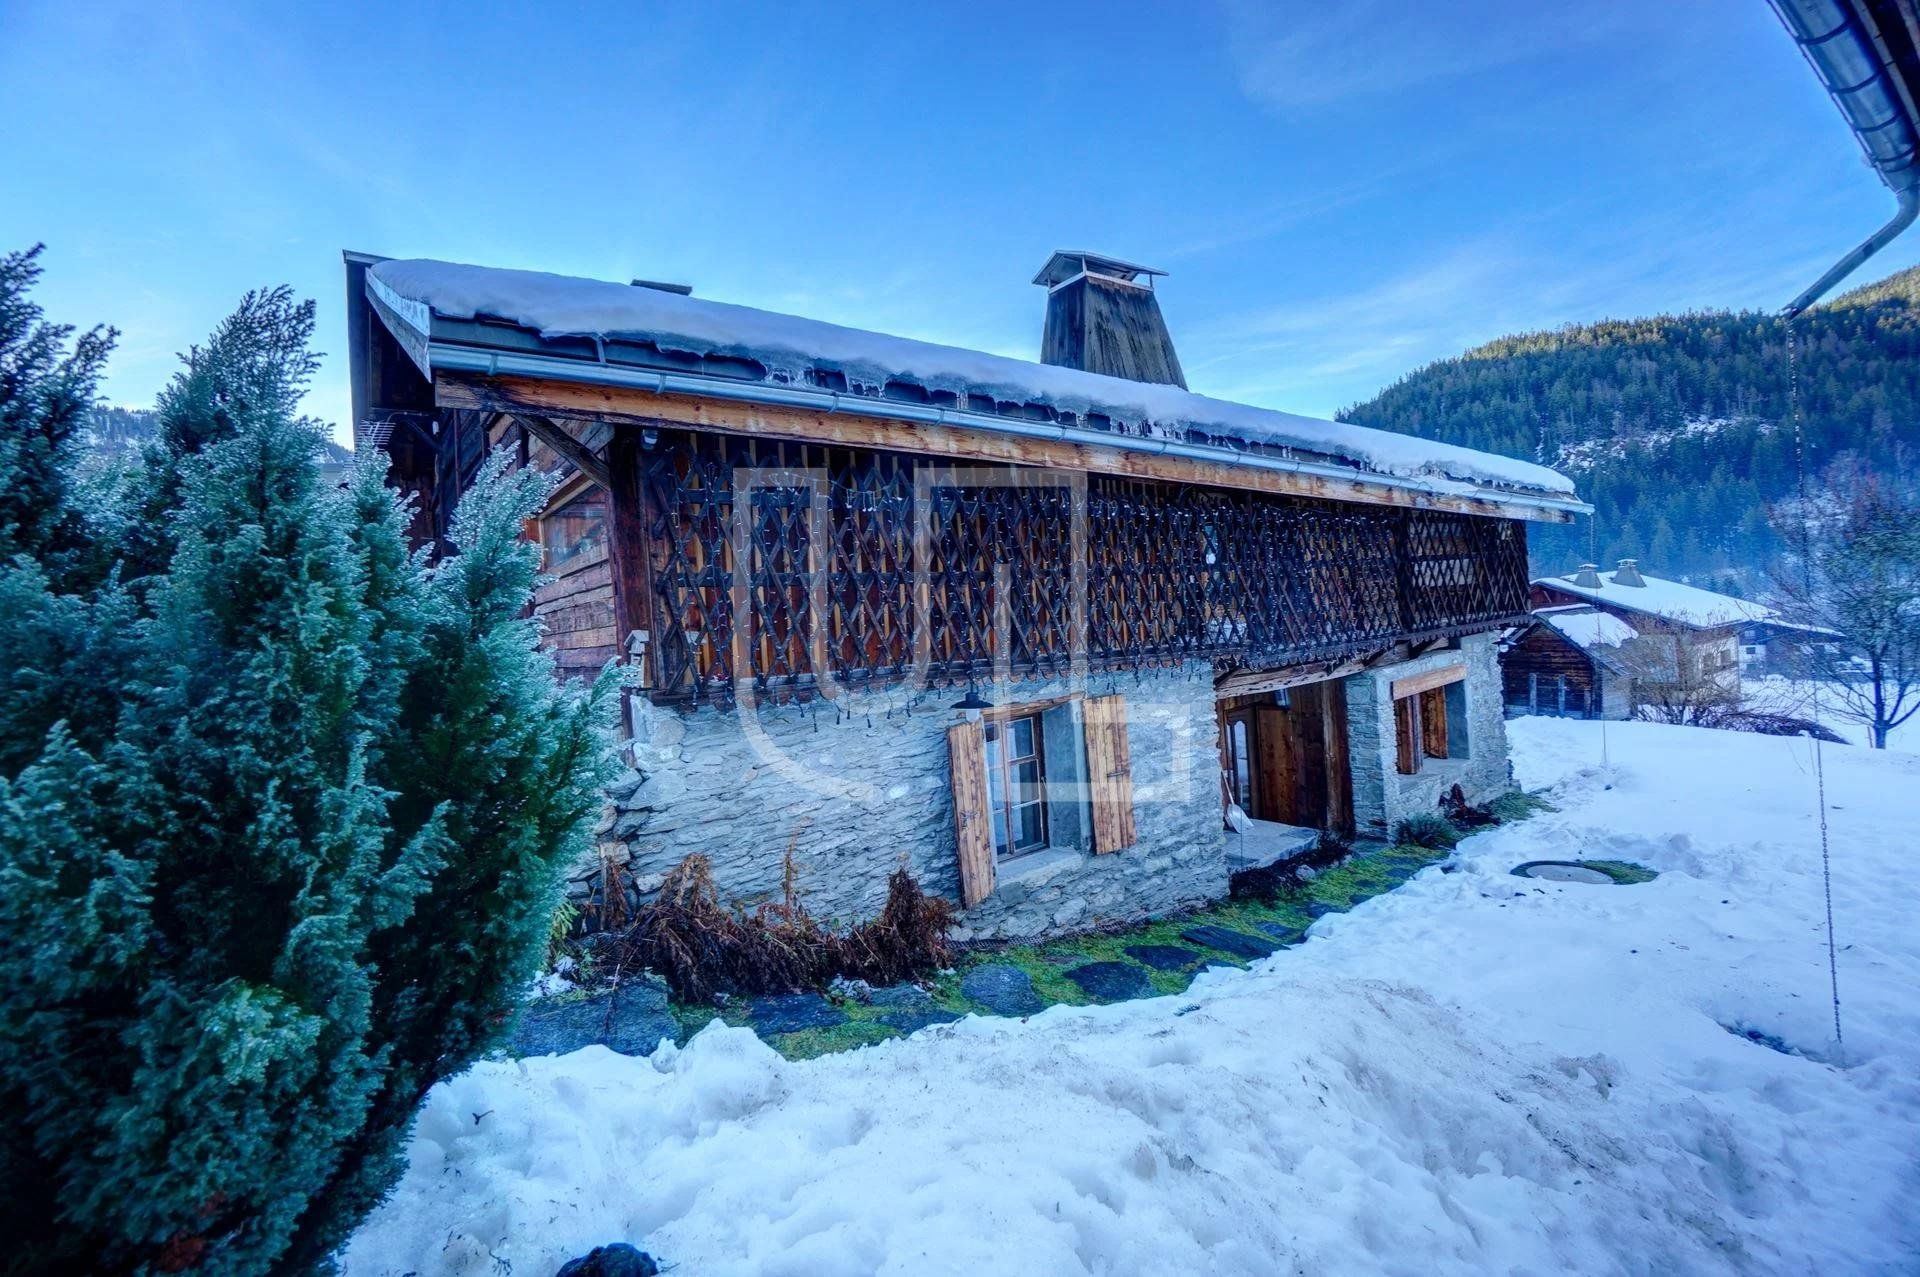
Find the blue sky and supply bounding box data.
[2,0,1911,444]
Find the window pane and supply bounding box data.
[540,490,607,570]
[991,808,1010,853]
[1013,758,1041,802]
[1014,802,1044,848]
[1008,715,1036,758]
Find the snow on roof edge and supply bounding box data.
[368,258,1578,503]
[1535,571,1776,628]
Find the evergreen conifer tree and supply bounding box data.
[0,252,614,1274]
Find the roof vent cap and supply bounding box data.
[1613,559,1647,587]
[1571,563,1604,588]
[1034,249,1186,389]
[1032,250,1167,290]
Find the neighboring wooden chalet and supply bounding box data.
[1530,562,1767,712]
[345,249,1586,939]
[1499,605,1636,720]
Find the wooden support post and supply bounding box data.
[604,428,656,688]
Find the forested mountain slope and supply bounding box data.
[1339,266,1920,587]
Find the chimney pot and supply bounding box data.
[1612,559,1647,587]
[1571,563,1604,588]
[1034,250,1186,388]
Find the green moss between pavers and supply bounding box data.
[772,1020,901,1060]
[652,791,1560,1060]
[1581,859,1659,885]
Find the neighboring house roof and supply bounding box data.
[362,257,1584,518]
[1739,617,1846,640]
[1508,605,1635,676]
[1534,568,1776,629]
[1539,605,1639,650]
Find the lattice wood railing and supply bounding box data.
[639,431,1529,705]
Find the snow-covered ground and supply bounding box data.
[345,720,1920,1276]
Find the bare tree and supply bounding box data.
[1772,468,1920,749]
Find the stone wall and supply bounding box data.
[585,662,1229,942]
[1343,632,1511,838]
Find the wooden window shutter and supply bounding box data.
[1085,694,1138,853]
[1394,696,1419,775]
[1419,686,1449,759]
[947,720,995,907]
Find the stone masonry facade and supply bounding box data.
[581,639,1510,941]
[589,662,1228,942]
[1341,632,1511,840]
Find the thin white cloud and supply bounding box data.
[1223,0,1625,111]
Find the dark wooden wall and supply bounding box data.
[1500,625,1599,713]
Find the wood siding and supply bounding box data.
[533,541,619,679]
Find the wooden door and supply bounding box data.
[1254,703,1293,824]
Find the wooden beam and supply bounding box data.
[1390,663,1468,700]
[513,412,611,491]
[1213,648,1398,699]
[442,372,1575,523]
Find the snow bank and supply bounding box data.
[345,721,1920,1275]
[369,258,1576,500]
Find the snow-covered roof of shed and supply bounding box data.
[367,258,1577,503]
[1539,605,1639,650]
[1536,569,1776,629]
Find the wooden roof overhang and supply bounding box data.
[345,255,1587,524]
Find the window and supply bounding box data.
[1223,709,1256,817]
[984,713,1048,857]
[1393,671,1466,774]
[539,487,607,571]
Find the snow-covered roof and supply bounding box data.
[1539,606,1639,650]
[364,258,1581,513]
[1535,569,1776,629]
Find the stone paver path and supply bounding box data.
[1066,961,1151,1002]
[517,835,1482,1061]
[745,993,847,1035]
[1181,924,1283,960]
[961,964,1046,1016]
[880,1006,965,1035]
[512,978,678,1058]
[1123,944,1205,971]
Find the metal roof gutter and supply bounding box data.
[425,341,1591,521]
[1771,0,1920,313]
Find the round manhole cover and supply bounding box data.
[1512,861,1616,884]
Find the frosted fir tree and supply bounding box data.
[0,255,615,1274]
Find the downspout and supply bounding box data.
[1770,0,1920,314]
[1782,187,1919,315]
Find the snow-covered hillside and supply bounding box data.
[345,720,1920,1276]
